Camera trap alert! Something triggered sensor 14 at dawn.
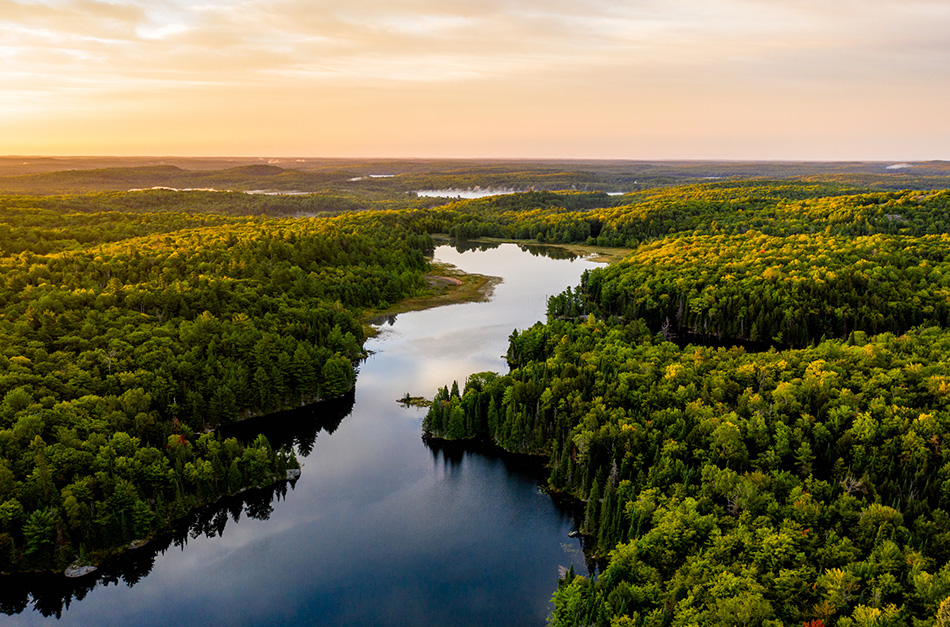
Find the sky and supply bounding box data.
[1,0,949,160]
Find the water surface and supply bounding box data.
[415,189,521,199]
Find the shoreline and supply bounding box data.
[362,236,628,337]
[363,261,502,337]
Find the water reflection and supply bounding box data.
[0,481,295,619]
[451,239,502,254]
[1,394,353,620]
[425,438,600,576]
[220,391,354,456]
[451,239,580,261]
[516,244,579,260]
[426,437,548,480]
[415,189,520,199]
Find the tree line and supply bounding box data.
[550,232,950,346]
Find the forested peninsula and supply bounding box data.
[3,159,950,627]
[422,184,950,625]
[0,198,431,573]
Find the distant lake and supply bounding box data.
[418,189,632,199]
[349,174,396,181]
[128,186,313,196]
[415,189,521,199]
[4,243,603,626]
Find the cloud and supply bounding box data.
[2,0,949,157]
[4,0,948,86]
[0,0,148,41]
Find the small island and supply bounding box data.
[398,394,433,408]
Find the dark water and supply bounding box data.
[4,244,603,626]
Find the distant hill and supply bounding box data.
[0,158,948,195]
[0,164,360,195]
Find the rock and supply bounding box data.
[286,469,301,481]
[64,564,97,578]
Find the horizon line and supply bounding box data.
[2,155,947,165]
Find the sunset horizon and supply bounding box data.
[3,155,948,164]
[4,0,949,161]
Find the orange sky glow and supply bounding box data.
[2,0,949,160]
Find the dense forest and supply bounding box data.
[422,181,950,625]
[0,198,431,573]
[6,161,950,625]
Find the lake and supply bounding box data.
[2,243,603,626]
[415,189,521,199]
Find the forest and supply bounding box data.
[4,160,950,626]
[421,180,950,625]
[0,195,431,573]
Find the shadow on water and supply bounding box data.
[0,394,357,618]
[219,391,355,456]
[516,244,579,260]
[426,437,549,480]
[0,481,294,619]
[427,437,584,519]
[425,438,601,577]
[451,240,502,254]
[452,239,579,261]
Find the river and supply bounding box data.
[3,243,603,626]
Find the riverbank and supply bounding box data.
[363,261,501,337]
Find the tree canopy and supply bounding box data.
[0,202,431,573]
[423,181,950,626]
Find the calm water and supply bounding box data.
[3,244,602,626]
[415,189,521,199]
